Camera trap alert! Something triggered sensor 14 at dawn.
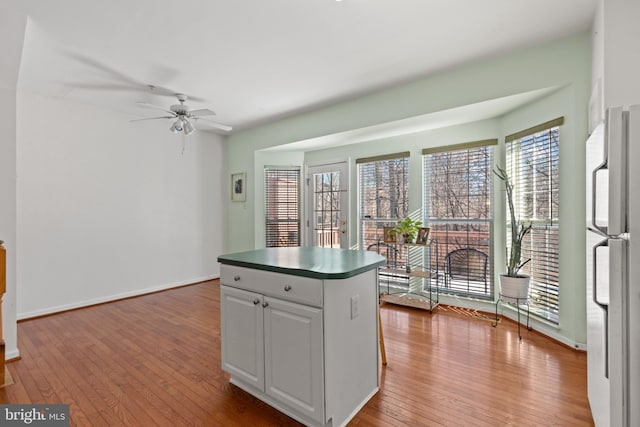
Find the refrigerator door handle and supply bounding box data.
[591,162,609,235]
[592,239,609,311]
[593,238,609,378]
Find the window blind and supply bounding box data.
[358,155,410,265]
[506,124,560,323]
[265,167,301,247]
[424,143,494,298]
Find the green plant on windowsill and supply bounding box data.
[392,218,422,244]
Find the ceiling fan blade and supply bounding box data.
[130,116,175,122]
[196,117,233,132]
[61,51,206,101]
[60,81,177,98]
[63,51,145,86]
[189,109,216,117]
[136,102,175,115]
[61,82,132,91]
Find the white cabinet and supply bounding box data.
[220,262,379,427]
[220,284,325,423]
[264,296,324,422]
[220,285,264,391]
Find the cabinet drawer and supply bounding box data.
[221,265,323,307]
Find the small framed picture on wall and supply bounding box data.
[231,172,246,202]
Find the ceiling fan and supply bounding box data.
[132,93,232,134]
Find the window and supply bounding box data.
[505,118,562,323]
[423,140,496,299]
[357,152,410,266]
[265,167,301,247]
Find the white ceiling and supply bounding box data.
[12,0,596,133]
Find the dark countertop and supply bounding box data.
[217,247,386,280]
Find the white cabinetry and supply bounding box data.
[221,283,325,423]
[220,262,379,427]
[220,286,265,390]
[265,296,324,421]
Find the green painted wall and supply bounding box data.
[225,32,590,347]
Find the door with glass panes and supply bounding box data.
[306,162,349,249]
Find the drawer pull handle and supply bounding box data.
[262,302,269,308]
[284,285,292,292]
[234,276,241,282]
[253,299,260,305]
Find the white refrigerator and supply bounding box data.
[586,105,640,427]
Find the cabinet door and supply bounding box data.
[264,297,325,423]
[220,285,265,391]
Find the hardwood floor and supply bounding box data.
[0,280,593,426]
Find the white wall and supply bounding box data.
[0,89,19,358]
[0,1,27,359]
[17,92,225,318]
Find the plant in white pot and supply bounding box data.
[494,165,533,303]
[392,217,422,273]
[392,217,422,245]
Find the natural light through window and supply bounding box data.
[506,121,561,323]
[423,141,495,299]
[265,167,301,247]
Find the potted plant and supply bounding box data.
[494,165,532,303]
[392,218,422,244]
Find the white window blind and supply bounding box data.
[265,167,301,247]
[357,153,410,252]
[506,119,561,323]
[423,141,495,298]
[358,153,411,290]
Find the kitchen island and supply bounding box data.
[218,247,386,427]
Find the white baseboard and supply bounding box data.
[17,275,220,320]
[5,349,20,361]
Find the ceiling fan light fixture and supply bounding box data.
[170,119,184,133]
[183,120,195,135]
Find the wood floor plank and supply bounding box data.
[1,280,593,426]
